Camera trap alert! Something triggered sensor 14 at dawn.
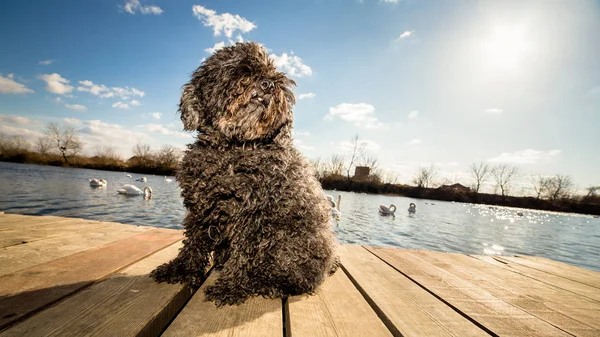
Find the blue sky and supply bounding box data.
[1,0,599,194]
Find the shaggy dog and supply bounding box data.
[150,42,338,306]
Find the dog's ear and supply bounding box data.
[179,83,202,131]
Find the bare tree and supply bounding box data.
[131,143,153,167]
[156,144,182,169]
[382,170,400,185]
[586,186,599,197]
[94,145,122,165]
[531,175,550,199]
[360,154,379,172]
[36,136,54,156]
[0,134,30,155]
[491,164,519,196]
[412,164,438,188]
[46,123,83,164]
[309,157,327,180]
[469,162,490,193]
[326,154,345,177]
[545,174,573,201]
[344,134,366,179]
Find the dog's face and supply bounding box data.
[180,42,296,143]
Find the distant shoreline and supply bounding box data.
[320,177,600,217]
[1,158,598,216]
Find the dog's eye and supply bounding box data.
[260,80,273,91]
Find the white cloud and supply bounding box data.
[77,80,144,101]
[63,118,81,125]
[0,124,45,142]
[205,41,226,54]
[293,130,311,137]
[484,108,503,113]
[294,138,314,151]
[149,112,162,120]
[0,114,40,125]
[337,139,381,152]
[130,99,141,106]
[488,149,562,164]
[408,110,419,119]
[40,73,73,95]
[0,74,34,94]
[381,0,399,3]
[140,123,192,138]
[64,103,88,112]
[407,138,422,145]
[397,30,414,39]
[192,5,256,38]
[124,0,163,15]
[586,86,600,97]
[298,93,315,100]
[112,101,130,109]
[270,52,312,77]
[325,103,385,129]
[39,60,54,65]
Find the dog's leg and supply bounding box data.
[150,219,213,287]
[329,255,341,275]
[203,254,252,306]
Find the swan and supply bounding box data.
[126,174,132,178]
[136,177,147,182]
[164,176,173,182]
[89,179,107,187]
[117,184,152,199]
[326,194,342,220]
[379,204,396,216]
[408,203,416,213]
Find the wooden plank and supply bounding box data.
[162,271,282,337]
[484,256,600,302]
[1,242,193,337]
[497,255,600,289]
[0,224,149,276]
[0,220,117,248]
[0,214,79,228]
[367,247,577,336]
[337,245,487,337]
[289,265,392,337]
[0,229,182,330]
[410,250,600,334]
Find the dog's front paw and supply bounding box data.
[328,255,341,275]
[204,282,250,307]
[150,260,206,287]
[150,261,181,284]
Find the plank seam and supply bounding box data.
[338,263,404,337]
[481,256,600,305]
[0,236,183,332]
[282,296,291,337]
[361,247,497,337]
[496,256,600,290]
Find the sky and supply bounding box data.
[0,0,599,194]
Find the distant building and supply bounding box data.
[438,183,471,193]
[353,166,370,180]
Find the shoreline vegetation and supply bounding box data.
[1,127,599,216]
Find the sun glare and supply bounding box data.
[480,24,532,73]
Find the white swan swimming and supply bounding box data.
[379,204,396,216]
[136,177,147,182]
[89,179,107,188]
[164,176,173,182]
[117,184,152,199]
[408,203,416,213]
[326,194,342,220]
[126,174,132,178]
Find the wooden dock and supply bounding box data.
[0,213,599,336]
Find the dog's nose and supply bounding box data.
[260,80,274,92]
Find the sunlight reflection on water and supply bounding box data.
[1,162,599,271]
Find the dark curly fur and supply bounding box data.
[150,42,338,306]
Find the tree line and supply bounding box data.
[310,134,600,215]
[0,122,181,175]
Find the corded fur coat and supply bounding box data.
[150,42,338,306]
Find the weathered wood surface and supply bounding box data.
[0,213,599,337]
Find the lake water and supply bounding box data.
[1,162,599,272]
